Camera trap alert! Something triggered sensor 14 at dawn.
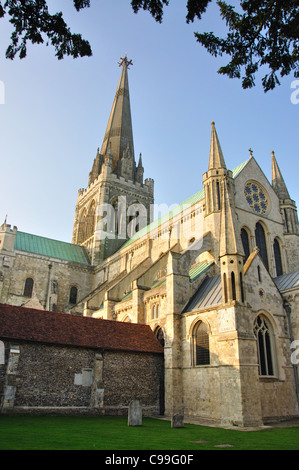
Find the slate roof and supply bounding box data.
[0,303,163,354]
[274,271,299,292]
[183,275,222,313]
[15,231,91,265]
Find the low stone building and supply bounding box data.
[0,303,164,415]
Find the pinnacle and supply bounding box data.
[138,153,143,167]
[208,122,226,171]
[271,151,290,200]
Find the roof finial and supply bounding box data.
[248,148,253,158]
[118,55,133,69]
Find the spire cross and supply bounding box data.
[118,56,133,69]
[248,148,253,157]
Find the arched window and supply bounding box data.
[223,273,228,303]
[253,315,276,376]
[193,321,210,366]
[155,327,165,347]
[273,238,283,277]
[51,280,58,294]
[110,199,119,236]
[151,305,156,320]
[69,286,78,305]
[231,271,236,301]
[255,223,269,270]
[151,304,160,319]
[86,201,96,240]
[257,265,262,282]
[241,228,250,263]
[156,305,160,318]
[216,181,221,210]
[24,278,34,298]
[77,208,87,244]
[239,272,245,303]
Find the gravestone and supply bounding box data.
[171,414,184,428]
[128,400,142,426]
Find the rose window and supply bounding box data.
[244,181,269,214]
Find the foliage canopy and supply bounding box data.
[1,0,299,91]
[0,0,92,60]
[132,0,299,91]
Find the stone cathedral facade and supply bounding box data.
[1,57,299,426]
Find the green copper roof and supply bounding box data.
[15,231,91,265]
[151,278,166,289]
[189,261,214,283]
[121,291,133,302]
[120,160,249,250]
[231,159,249,178]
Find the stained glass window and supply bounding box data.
[253,315,275,376]
[255,223,269,271]
[244,181,269,214]
[241,228,250,263]
[273,238,283,276]
[193,322,210,366]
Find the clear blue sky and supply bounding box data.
[0,1,298,242]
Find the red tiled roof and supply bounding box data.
[0,303,163,354]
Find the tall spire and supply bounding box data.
[271,151,290,200]
[208,122,226,170]
[100,56,135,173]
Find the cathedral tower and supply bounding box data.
[72,57,154,264]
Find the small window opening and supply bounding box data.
[69,286,78,305]
[24,278,34,298]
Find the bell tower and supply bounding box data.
[72,57,154,264]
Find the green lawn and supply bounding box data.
[0,415,298,450]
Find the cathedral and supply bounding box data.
[1,57,299,426]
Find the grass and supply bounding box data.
[0,415,299,450]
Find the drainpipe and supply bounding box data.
[283,301,299,410]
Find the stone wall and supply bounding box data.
[0,340,164,416]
